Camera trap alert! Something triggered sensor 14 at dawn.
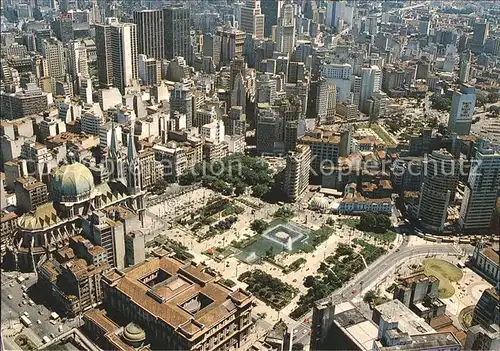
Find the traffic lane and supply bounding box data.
[299,244,462,319]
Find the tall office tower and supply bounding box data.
[68,40,88,80]
[302,0,318,20]
[240,0,265,40]
[310,298,337,350]
[170,83,193,128]
[459,50,471,83]
[283,144,311,201]
[359,65,381,112]
[316,78,337,123]
[231,72,246,112]
[60,0,77,12]
[276,1,296,56]
[419,17,430,36]
[138,54,161,86]
[448,83,476,136]
[326,0,343,31]
[41,37,66,80]
[217,26,246,65]
[163,6,191,62]
[230,56,246,91]
[133,9,165,59]
[366,15,378,35]
[417,149,459,233]
[110,22,138,94]
[471,20,489,53]
[260,0,281,37]
[79,76,93,103]
[89,0,101,24]
[95,18,116,88]
[459,142,500,233]
[321,63,352,102]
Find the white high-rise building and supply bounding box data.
[326,0,344,31]
[448,83,476,136]
[68,40,89,79]
[276,1,296,56]
[110,22,138,93]
[316,78,337,123]
[359,65,381,112]
[459,142,500,233]
[138,54,160,86]
[240,0,265,39]
[321,62,352,102]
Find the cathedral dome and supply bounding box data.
[51,161,95,203]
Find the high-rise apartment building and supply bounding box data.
[240,0,265,39]
[316,78,337,123]
[164,6,191,62]
[42,37,66,80]
[459,142,500,233]
[133,9,165,59]
[283,144,311,201]
[448,83,476,136]
[417,149,459,233]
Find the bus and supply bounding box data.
[20,316,32,327]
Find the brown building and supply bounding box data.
[38,244,110,316]
[1,211,18,256]
[139,149,163,189]
[14,176,48,214]
[100,255,254,350]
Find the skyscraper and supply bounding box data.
[170,83,193,128]
[240,0,265,39]
[110,22,138,94]
[359,65,381,113]
[95,18,115,88]
[472,20,489,53]
[417,149,459,233]
[459,50,471,83]
[283,144,311,201]
[459,142,500,233]
[276,1,296,56]
[163,6,191,62]
[41,37,66,80]
[448,83,476,136]
[133,9,165,59]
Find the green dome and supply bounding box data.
[51,162,94,203]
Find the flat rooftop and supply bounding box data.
[333,302,379,351]
[375,300,435,335]
[377,332,460,350]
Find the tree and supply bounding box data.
[250,219,269,234]
[437,123,448,135]
[487,92,499,103]
[304,275,316,288]
[359,212,377,231]
[326,217,335,226]
[252,183,270,198]
[363,290,378,303]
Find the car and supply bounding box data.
[7,295,13,300]
[18,303,22,307]
[37,320,42,324]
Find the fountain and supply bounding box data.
[261,224,307,251]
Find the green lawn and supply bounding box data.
[423,259,463,298]
[370,124,397,147]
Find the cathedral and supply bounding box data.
[9,124,145,272]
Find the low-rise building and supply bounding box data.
[338,183,392,214]
[100,255,254,350]
[470,241,499,288]
[14,176,48,214]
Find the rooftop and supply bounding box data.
[377,332,460,350]
[102,256,253,341]
[375,300,436,335]
[333,302,378,351]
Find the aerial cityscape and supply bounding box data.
[0,0,499,350]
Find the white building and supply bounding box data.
[276,1,296,56]
[448,83,476,136]
[201,120,225,144]
[283,144,311,201]
[321,63,352,102]
[459,142,500,233]
[359,65,381,113]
